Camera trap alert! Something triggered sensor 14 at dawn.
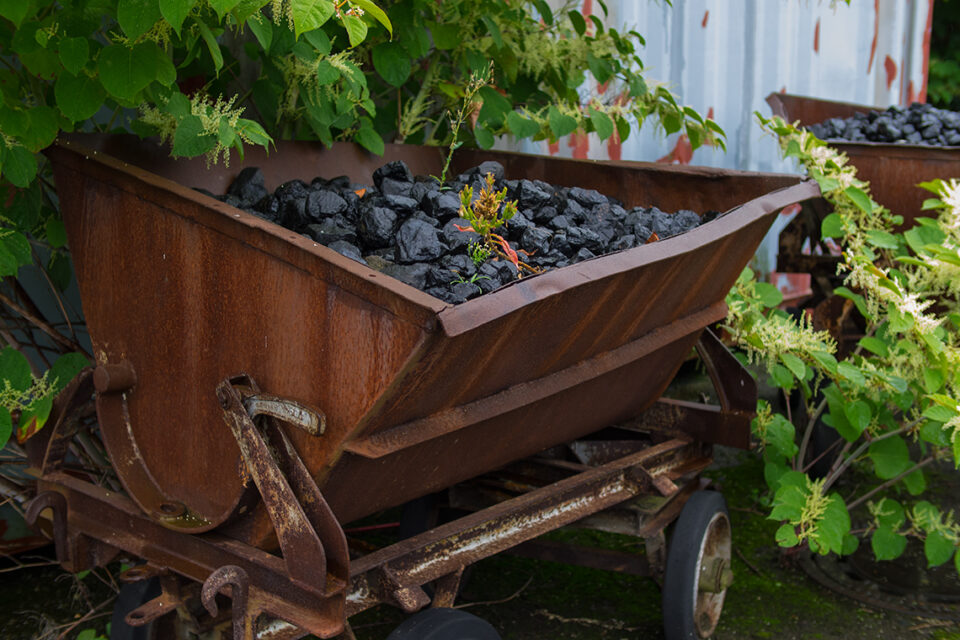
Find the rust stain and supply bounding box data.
[657,135,693,165]
[702,10,709,28]
[907,80,918,104]
[867,0,879,74]
[547,140,559,155]
[884,55,897,91]
[813,19,820,53]
[607,131,621,161]
[780,86,787,94]
[569,130,590,159]
[919,0,934,102]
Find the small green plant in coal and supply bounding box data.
[455,172,538,276]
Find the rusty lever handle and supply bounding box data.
[242,394,325,436]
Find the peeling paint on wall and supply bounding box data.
[507,0,931,174]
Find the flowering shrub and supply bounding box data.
[726,114,960,569]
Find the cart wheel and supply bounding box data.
[386,607,501,640]
[110,579,162,640]
[662,491,732,640]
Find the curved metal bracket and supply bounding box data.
[216,374,349,599]
[203,565,254,640]
[25,491,68,563]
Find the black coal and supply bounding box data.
[806,102,960,146]
[214,160,713,304]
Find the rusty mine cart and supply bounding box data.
[22,135,819,640]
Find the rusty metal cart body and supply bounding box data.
[766,92,960,225]
[27,135,819,639]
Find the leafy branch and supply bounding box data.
[725,114,960,570]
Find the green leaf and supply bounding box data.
[810,350,838,374]
[661,113,683,135]
[247,12,273,50]
[58,37,90,75]
[2,145,38,187]
[763,457,790,490]
[474,126,495,150]
[925,530,954,568]
[45,219,67,249]
[817,495,850,554]
[55,72,107,122]
[567,10,586,36]
[342,14,368,47]
[314,59,339,85]
[588,14,604,35]
[0,407,10,448]
[770,483,807,522]
[171,115,217,157]
[196,19,224,73]
[775,523,799,547]
[874,497,905,528]
[430,22,459,50]
[780,353,806,381]
[769,363,794,390]
[236,118,271,147]
[0,231,33,276]
[303,28,331,54]
[351,0,392,35]
[904,223,945,254]
[865,229,898,249]
[588,107,614,141]
[833,286,870,320]
[843,400,871,435]
[209,0,240,20]
[480,15,503,48]
[18,395,52,441]
[98,43,160,101]
[118,0,162,40]
[869,436,911,480]
[49,352,89,393]
[821,212,844,238]
[506,111,540,139]
[857,336,889,358]
[904,468,926,495]
[836,362,865,387]
[920,420,951,446]
[923,404,956,423]
[19,106,59,152]
[0,346,32,392]
[923,368,945,393]
[548,105,578,138]
[354,122,384,155]
[478,86,512,127]
[841,533,859,556]
[844,185,873,213]
[291,0,334,38]
[586,52,613,84]
[372,41,410,87]
[531,0,553,24]
[0,0,30,26]
[160,0,196,35]
[914,501,941,531]
[872,526,907,561]
[765,414,799,459]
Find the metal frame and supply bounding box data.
[25,329,751,639]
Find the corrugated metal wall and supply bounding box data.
[510,0,934,173]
